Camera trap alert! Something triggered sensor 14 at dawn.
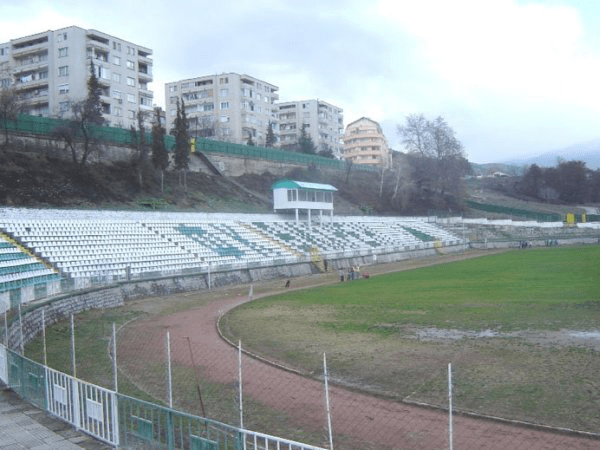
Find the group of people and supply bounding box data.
[338,265,362,282]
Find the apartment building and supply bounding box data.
[342,117,392,168]
[165,73,279,145]
[278,99,343,157]
[0,26,153,128]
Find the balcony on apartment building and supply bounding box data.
[137,62,152,81]
[86,32,110,48]
[11,36,49,57]
[137,49,152,64]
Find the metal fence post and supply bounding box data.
[323,353,334,450]
[70,314,76,378]
[41,308,47,367]
[112,322,118,392]
[165,331,174,450]
[448,362,453,450]
[18,304,23,355]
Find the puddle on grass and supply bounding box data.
[399,326,600,351]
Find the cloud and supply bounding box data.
[1,0,599,163]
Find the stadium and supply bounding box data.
[1,194,599,449]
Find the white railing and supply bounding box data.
[46,366,119,446]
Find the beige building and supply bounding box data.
[342,117,392,168]
[165,73,279,145]
[0,26,154,128]
[278,99,343,157]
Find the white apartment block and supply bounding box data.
[278,100,344,157]
[0,26,153,128]
[165,73,279,145]
[342,117,392,168]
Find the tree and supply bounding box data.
[0,86,23,147]
[557,160,587,203]
[52,61,105,166]
[130,110,149,188]
[172,98,190,189]
[519,164,544,198]
[298,124,316,154]
[397,114,468,209]
[317,143,334,159]
[265,121,276,148]
[151,107,169,193]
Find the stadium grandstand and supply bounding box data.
[0,207,464,310]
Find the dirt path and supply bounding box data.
[117,251,600,449]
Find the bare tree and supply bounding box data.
[397,114,468,209]
[52,62,105,166]
[0,86,23,147]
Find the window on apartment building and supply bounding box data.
[220,88,228,97]
[203,103,214,112]
[169,96,177,104]
[57,32,67,42]
[127,77,135,87]
[129,110,136,118]
[126,60,135,70]
[58,47,68,57]
[58,66,69,77]
[220,115,230,123]
[0,79,10,88]
[58,84,69,94]
[112,90,122,100]
[39,70,48,79]
[114,106,122,117]
[169,85,177,92]
[113,42,121,51]
[58,101,70,112]
[127,93,135,103]
[221,128,230,136]
[220,102,229,109]
[140,96,152,107]
[113,55,121,65]
[112,73,121,83]
[181,82,189,89]
[219,77,228,84]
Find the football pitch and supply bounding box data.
[222,246,600,432]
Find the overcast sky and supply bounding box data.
[2,0,599,164]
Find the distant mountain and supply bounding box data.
[502,139,600,170]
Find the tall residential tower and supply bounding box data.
[0,26,153,128]
[165,73,279,145]
[278,99,343,157]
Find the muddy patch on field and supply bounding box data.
[383,325,600,351]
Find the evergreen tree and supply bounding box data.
[298,124,316,154]
[151,107,169,192]
[265,121,276,147]
[172,98,190,188]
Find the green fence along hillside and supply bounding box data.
[3,114,377,173]
[2,114,176,150]
[194,136,378,173]
[466,200,562,222]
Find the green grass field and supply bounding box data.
[222,247,600,432]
